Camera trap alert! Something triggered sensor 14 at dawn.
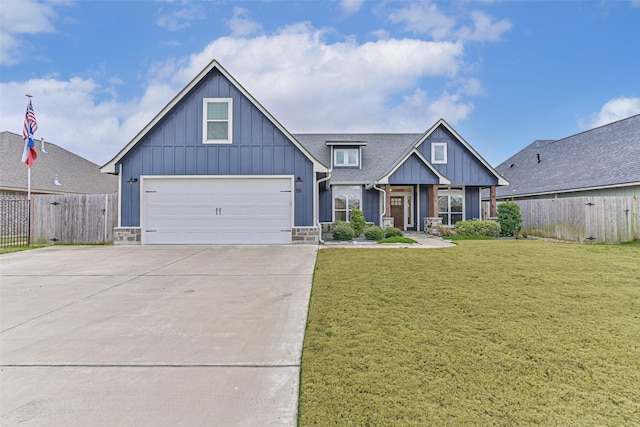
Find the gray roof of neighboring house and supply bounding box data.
[0,131,118,194]
[294,133,423,183]
[492,114,640,198]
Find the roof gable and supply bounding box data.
[101,60,326,174]
[494,114,640,197]
[412,119,508,186]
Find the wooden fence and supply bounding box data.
[32,194,117,244]
[483,196,640,243]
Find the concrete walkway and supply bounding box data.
[1,245,317,426]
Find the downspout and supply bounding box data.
[367,183,386,226]
[316,170,332,244]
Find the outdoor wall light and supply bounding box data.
[128,177,138,184]
[295,176,304,193]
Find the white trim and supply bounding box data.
[438,186,465,225]
[431,142,447,164]
[202,98,232,144]
[416,184,420,230]
[331,185,362,222]
[333,147,359,167]
[117,163,122,227]
[101,60,327,174]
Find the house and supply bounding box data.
[101,60,507,245]
[1,131,118,199]
[485,114,640,242]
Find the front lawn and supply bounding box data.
[299,240,640,425]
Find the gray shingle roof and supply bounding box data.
[294,133,422,184]
[1,131,118,194]
[492,114,640,198]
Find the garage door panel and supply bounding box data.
[143,177,292,245]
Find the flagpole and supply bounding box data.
[25,93,33,246]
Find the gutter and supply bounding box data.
[366,182,386,226]
[316,170,332,244]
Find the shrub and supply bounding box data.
[364,225,384,241]
[332,220,355,241]
[350,209,366,236]
[437,225,457,237]
[384,227,404,238]
[455,219,501,238]
[497,201,523,236]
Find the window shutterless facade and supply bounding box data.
[203,98,233,144]
[438,187,463,225]
[333,148,359,167]
[431,142,447,164]
[333,185,361,221]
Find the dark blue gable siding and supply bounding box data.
[465,186,481,219]
[417,125,497,186]
[118,69,314,227]
[389,154,440,184]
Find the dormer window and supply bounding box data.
[326,141,366,168]
[203,98,233,144]
[334,148,359,167]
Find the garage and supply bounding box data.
[142,176,293,244]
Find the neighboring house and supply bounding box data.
[484,114,640,242]
[1,131,118,198]
[101,60,507,245]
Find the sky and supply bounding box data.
[1,0,639,168]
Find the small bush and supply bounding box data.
[350,209,366,236]
[384,227,404,238]
[497,201,523,236]
[364,225,384,241]
[332,220,355,241]
[455,219,500,238]
[437,225,457,237]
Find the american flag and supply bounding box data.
[21,99,38,168]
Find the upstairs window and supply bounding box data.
[203,98,232,144]
[334,148,359,167]
[431,142,447,164]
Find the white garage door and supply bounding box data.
[142,176,293,244]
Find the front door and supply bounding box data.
[390,196,404,229]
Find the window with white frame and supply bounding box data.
[431,142,447,164]
[203,98,232,144]
[333,185,361,221]
[438,187,463,226]
[334,148,359,167]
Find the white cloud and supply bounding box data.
[457,11,512,42]
[340,0,365,16]
[226,7,262,37]
[0,0,60,65]
[582,97,640,129]
[388,2,456,40]
[156,2,204,31]
[387,3,511,43]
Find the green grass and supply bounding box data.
[378,236,418,244]
[300,240,640,426]
[0,245,44,255]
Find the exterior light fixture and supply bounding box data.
[128,177,138,184]
[295,176,304,193]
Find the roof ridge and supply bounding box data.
[548,113,640,146]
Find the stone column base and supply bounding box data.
[292,227,320,244]
[113,227,141,245]
[424,217,442,236]
[382,217,395,229]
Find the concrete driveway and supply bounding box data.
[0,244,318,426]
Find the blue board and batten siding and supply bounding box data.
[118,69,315,227]
[417,126,498,186]
[388,154,441,184]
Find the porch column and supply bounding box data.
[382,184,394,228]
[385,184,391,217]
[428,184,438,217]
[489,185,497,218]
